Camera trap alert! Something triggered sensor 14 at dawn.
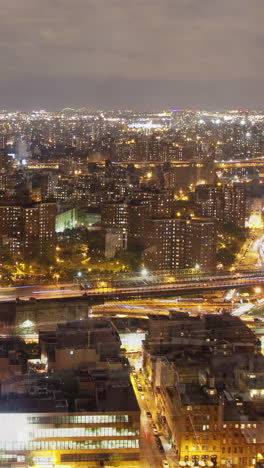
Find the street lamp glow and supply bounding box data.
[255,287,261,294]
[141,268,148,277]
[77,271,82,277]
[195,263,200,270]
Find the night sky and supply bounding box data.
[1,0,263,110]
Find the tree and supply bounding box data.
[216,247,236,267]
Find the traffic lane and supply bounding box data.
[1,274,264,302]
[0,283,78,298]
[131,374,164,468]
[145,391,177,468]
[131,372,172,467]
[136,372,179,468]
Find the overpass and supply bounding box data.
[113,159,264,169]
[0,270,263,332]
[2,269,264,303]
[76,270,264,299]
[215,159,264,169]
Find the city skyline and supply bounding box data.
[1,2,264,464]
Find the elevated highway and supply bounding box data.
[113,158,264,169]
[1,269,264,303]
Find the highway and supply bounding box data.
[113,158,264,169]
[92,297,232,318]
[0,270,264,302]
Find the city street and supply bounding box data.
[130,370,177,468]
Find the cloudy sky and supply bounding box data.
[1,0,263,110]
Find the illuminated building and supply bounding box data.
[155,380,264,468]
[223,185,246,228]
[0,202,56,258]
[144,217,188,271]
[55,208,101,233]
[127,199,150,248]
[143,314,263,468]
[150,189,175,217]
[101,201,128,236]
[0,319,140,466]
[188,217,217,270]
[37,203,56,257]
[0,389,140,467]
[0,205,23,255]
[195,184,246,228]
[143,216,216,271]
[195,185,223,219]
[55,208,77,232]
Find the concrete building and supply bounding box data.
[143,313,263,468]
[195,184,246,228]
[0,319,140,467]
[0,202,56,258]
[143,216,216,272]
[101,201,128,235]
[105,228,127,259]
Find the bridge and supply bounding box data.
[0,269,263,333]
[215,159,264,169]
[113,159,264,170]
[76,270,264,299]
[2,269,264,303]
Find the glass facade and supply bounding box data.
[27,414,129,424]
[0,439,139,451]
[34,426,139,438]
[0,412,140,464]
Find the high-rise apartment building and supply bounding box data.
[127,200,150,248]
[144,217,187,271]
[0,202,56,258]
[38,203,56,257]
[0,206,23,255]
[143,217,216,271]
[150,189,175,217]
[195,184,246,228]
[101,201,128,235]
[223,185,246,228]
[188,217,217,269]
[195,185,223,219]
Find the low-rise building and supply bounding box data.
[0,319,140,467]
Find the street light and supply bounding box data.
[141,268,148,277]
[77,271,82,278]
